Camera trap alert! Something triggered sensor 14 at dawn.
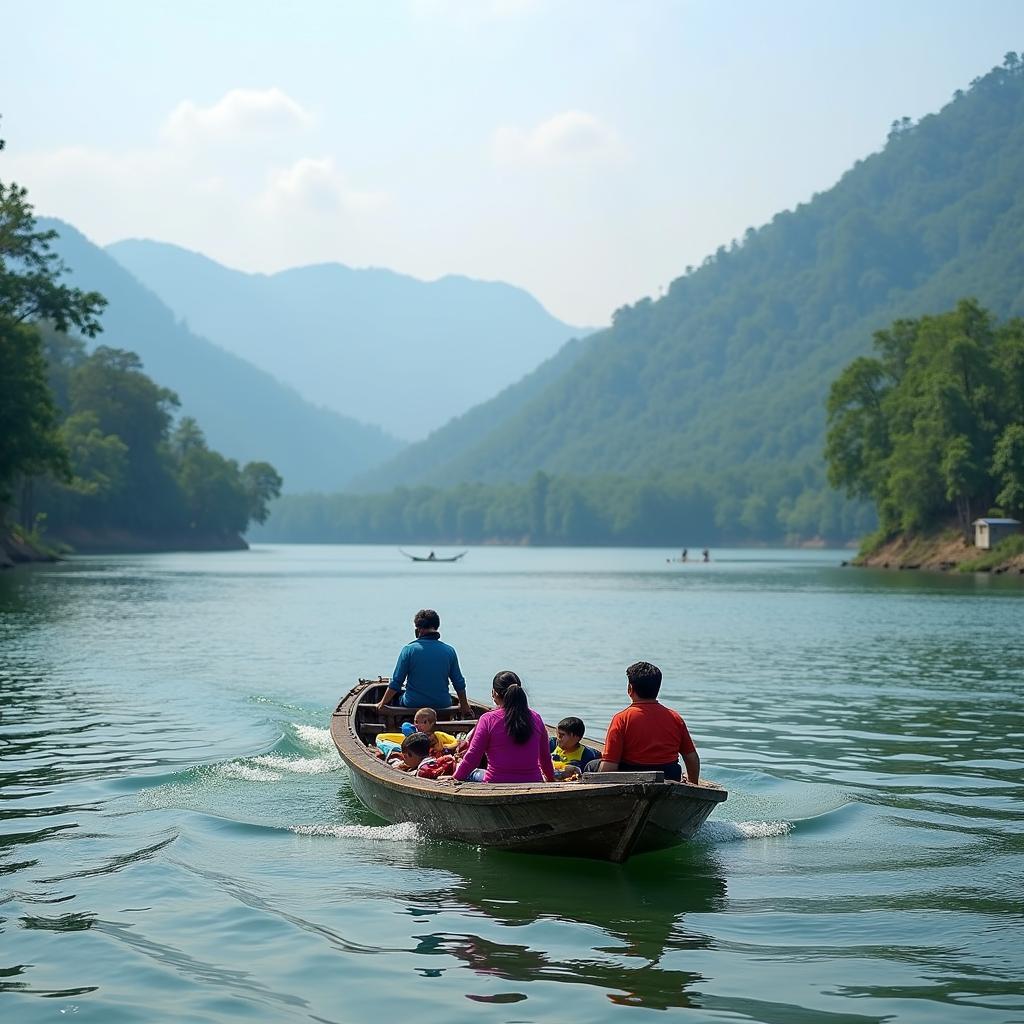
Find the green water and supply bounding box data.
[1,545,1022,1022]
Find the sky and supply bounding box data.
[3,0,1024,326]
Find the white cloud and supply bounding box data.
[492,110,623,165]
[5,101,387,278]
[161,87,313,147]
[261,157,387,216]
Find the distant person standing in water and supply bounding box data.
[376,609,472,714]
[682,548,688,562]
[702,548,710,562]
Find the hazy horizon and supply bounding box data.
[3,0,1023,324]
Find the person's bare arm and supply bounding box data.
[682,750,700,784]
[375,686,399,711]
[597,759,620,773]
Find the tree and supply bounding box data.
[0,123,106,516]
[171,416,207,459]
[0,320,71,505]
[241,462,283,525]
[825,356,891,501]
[826,300,1023,538]
[60,411,129,498]
[993,424,1024,516]
[71,347,178,452]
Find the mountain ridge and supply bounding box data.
[42,218,404,493]
[348,60,1024,521]
[107,237,593,440]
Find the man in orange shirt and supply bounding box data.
[596,661,700,784]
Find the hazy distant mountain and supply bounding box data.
[105,240,593,440]
[360,60,1024,492]
[42,219,403,492]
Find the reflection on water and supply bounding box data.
[1,546,1022,1022]
[400,844,725,1010]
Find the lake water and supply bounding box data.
[1,545,1022,1023]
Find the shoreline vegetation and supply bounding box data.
[826,300,1024,579]
[7,62,1024,572]
[0,526,56,569]
[0,526,248,570]
[852,525,1024,574]
[1,130,282,567]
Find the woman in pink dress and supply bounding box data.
[453,671,555,784]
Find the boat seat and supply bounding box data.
[357,702,404,711]
[360,719,479,736]
[582,771,664,784]
[357,702,478,722]
[357,701,471,716]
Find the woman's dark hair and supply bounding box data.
[492,670,533,744]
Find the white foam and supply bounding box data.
[292,724,335,752]
[291,822,421,841]
[219,763,283,783]
[698,819,793,842]
[251,754,339,775]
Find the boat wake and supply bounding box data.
[291,822,421,842]
[697,819,793,843]
[219,763,286,783]
[213,723,343,783]
[696,797,864,844]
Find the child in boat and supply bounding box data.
[387,732,455,778]
[414,707,458,757]
[549,717,600,779]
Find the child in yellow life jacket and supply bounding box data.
[414,707,458,757]
[549,717,600,779]
[374,707,457,759]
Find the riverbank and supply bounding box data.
[0,528,59,569]
[854,526,1024,574]
[1,526,248,568]
[54,528,249,555]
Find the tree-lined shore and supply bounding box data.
[827,300,1024,539]
[0,128,282,566]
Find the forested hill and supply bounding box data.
[358,60,1024,522]
[42,220,403,492]
[106,239,592,439]
[349,334,591,493]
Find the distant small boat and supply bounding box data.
[399,549,467,563]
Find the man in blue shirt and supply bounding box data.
[375,609,473,714]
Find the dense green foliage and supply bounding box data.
[43,220,403,492]
[350,56,1024,542]
[254,469,873,546]
[30,328,283,543]
[0,129,105,512]
[826,299,1024,536]
[2,129,282,549]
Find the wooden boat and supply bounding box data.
[330,678,728,863]
[399,549,467,562]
